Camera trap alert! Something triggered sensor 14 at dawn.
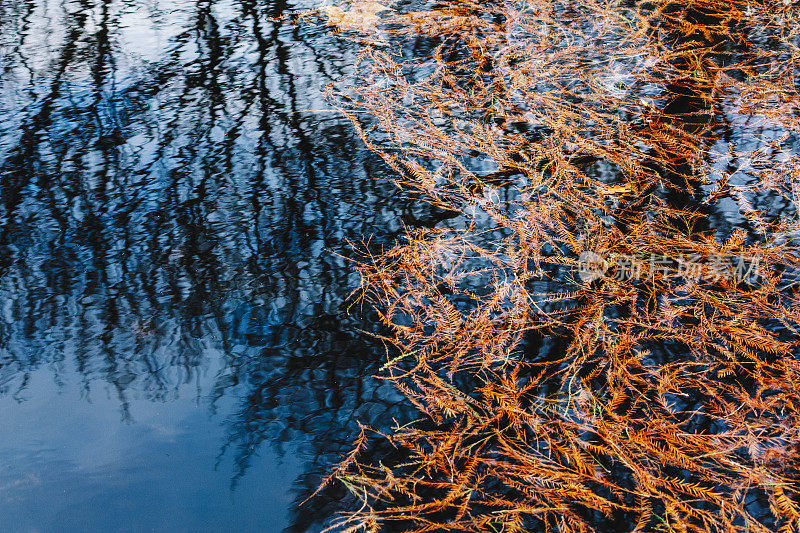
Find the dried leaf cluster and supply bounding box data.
[321,1,391,34]
[311,0,800,531]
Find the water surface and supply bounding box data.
[0,0,427,530]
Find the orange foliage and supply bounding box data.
[307,0,800,531]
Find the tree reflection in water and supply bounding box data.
[0,0,429,529]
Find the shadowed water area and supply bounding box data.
[0,0,435,530]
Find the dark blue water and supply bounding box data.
[0,0,428,530]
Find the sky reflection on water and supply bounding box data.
[0,0,426,530]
